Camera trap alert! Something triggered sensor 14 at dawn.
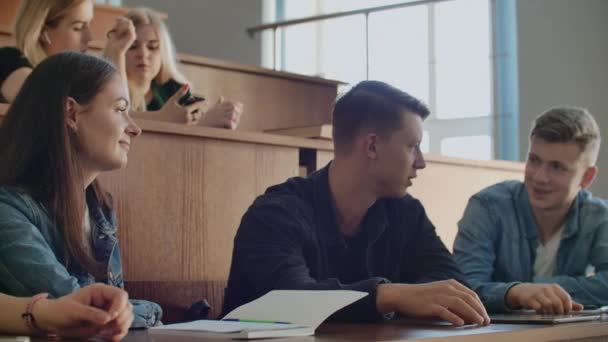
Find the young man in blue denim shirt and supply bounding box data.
[454,107,607,314]
[223,81,489,326]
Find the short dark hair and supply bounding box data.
[332,80,429,154]
[530,107,601,165]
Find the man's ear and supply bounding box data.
[65,97,79,132]
[365,133,378,160]
[580,166,598,189]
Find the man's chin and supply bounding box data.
[384,188,409,199]
[529,197,557,211]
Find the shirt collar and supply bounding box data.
[310,164,389,248]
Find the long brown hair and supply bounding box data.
[0,52,117,278]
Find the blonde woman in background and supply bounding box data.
[0,0,93,105]
[0,0,131,106]
[118,7,243,129]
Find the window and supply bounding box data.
[441,135,492,160]
[270,0,495,161]
[95,0,122,5]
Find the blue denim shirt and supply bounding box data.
[0,186,162,327]
[453,180,608,313]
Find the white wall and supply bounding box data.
[123,0,264,66]
[517,0,608,198]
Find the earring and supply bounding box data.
[67,123,77,134]
[42,31,51,45]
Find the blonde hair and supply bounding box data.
[124,7,188,111]
[531,107,602,166]
[14,0,86,66]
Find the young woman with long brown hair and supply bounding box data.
[0,51,161,328]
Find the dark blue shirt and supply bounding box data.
[222,165,467,322]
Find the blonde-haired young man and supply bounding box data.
[454,107,606,314]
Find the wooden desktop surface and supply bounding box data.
[27,319,608,342]
[120,320,608,342]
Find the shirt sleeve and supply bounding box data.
[0,201,81,297]
[533,220,608,306]
[0,48,32,97]
[453,196,520,313]
[230,200,389,322]
[0,200,161,328]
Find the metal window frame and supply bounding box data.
[264,0,516,160]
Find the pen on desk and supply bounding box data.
[222,318,292,324]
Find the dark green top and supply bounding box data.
[147,79,183,110]
[0,47,32,103]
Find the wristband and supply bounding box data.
[21,293,49,334]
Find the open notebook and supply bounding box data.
[150,290,367,339]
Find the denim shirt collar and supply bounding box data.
[84,187,122,286]
[310,164,389,249]
[519,183,582,241]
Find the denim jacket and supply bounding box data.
[0,186,162,327]
[453,181,608,313]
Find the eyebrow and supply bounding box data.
[70,20,87,25]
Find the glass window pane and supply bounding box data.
[319,16,367,85]
[323,0,410,12]
[283,0,317,19]
[282,23,319,75]
[369,6,429,103]
[421,131,430,154]
[440,135,492,160]
[435,0,492,118]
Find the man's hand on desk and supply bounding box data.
[376,280,490,326]
[506,283,584,315]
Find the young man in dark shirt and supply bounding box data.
[223,81,490,326]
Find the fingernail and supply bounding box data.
[183,83,189,90]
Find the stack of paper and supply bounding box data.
[150,290,367,339]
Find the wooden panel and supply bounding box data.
[181,63,337,132]
[0,26,341,134]
[99,130,299,282]
[409,155,524,251]
[0,1,19,30]
[0,27,13,47]
[198,140,255,280]
[125,280,226,322]
[316,150,334,170]
[122,319,608,341]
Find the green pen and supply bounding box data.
[222,318,293,324]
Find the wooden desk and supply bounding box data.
[104,319,608,342]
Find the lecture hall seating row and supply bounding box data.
[0,1,524,323]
